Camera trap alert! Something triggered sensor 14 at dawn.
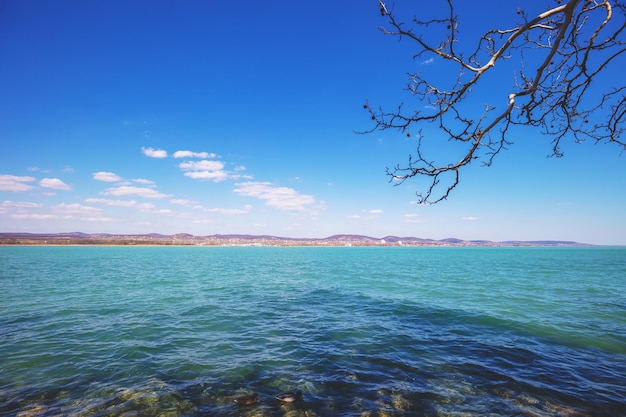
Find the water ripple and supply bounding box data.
[1,246,625,416]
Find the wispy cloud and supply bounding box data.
[170,198,198,207]
[1,200,53,221]
[141,147,168,158]
[133,178,155,185]
[348,209,383,220]
[85,198,155,210]
[193,219,214,224]
[0,175,36,192]
[54,203,101,214]
[11,213,57,220]
[404,213,423,223]
[173,150,216,159]
[234,181,316,211]
[102,186,169,199]
[2,199,113,223]
[461,216,479,221]
[168,198,252,215]
[141,148,249,183]
[39,178,71,191]
[52,203,113,222]
[93,171,122,182]
[179,159,229,182]
[205,205,252,215]
[0,200,43,213]
[184,170,229,181]
[179,160,225,171]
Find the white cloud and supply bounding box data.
[179,160,225,171]
[404,213,423,223]
[461,216,479,221]
[173,150,216,159]
[170,198,198,206]
[184,171,229,181]
[78,216,114,223]
[1,200,53,221]
[12,213,57,220]
[93,171,122,182]
[50,203,116,222]
[421,57,435,65]
[348,209,382,221]
[85,198,155,210]
[54,203,101,214]
[229,173,254,181]
[133,178,155,185]
[178,159,229,182]
[2,199,114,223]
[193,219,214,224]
[40,178,71,190]
[0,200,43,211]
[0,200,44,218]
[102,186,169,199]
[206,205,252,215]
[141,147,168,158]
[233,181,316,211]
[0,175,36,192]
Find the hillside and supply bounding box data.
[0,232,589,247]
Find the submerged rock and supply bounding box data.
[234,392,259,405]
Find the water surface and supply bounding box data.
[1,246,625,416]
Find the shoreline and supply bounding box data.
[0,232,593,247]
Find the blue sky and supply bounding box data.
[1,1,624,245]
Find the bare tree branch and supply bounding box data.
[363,0,625,204]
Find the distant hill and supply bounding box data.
[501,240,582,245]
[0,232,591,247]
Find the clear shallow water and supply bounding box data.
[1,246,625,417]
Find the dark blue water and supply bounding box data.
[1,246,625,416]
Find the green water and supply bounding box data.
[1,246,625,416]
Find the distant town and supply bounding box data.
[0,232,589,247]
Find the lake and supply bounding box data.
[1,246,624,416]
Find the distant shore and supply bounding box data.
[0,232,591,247]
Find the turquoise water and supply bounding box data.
[1,246,625,416]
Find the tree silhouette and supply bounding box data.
[364,0,625,203]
